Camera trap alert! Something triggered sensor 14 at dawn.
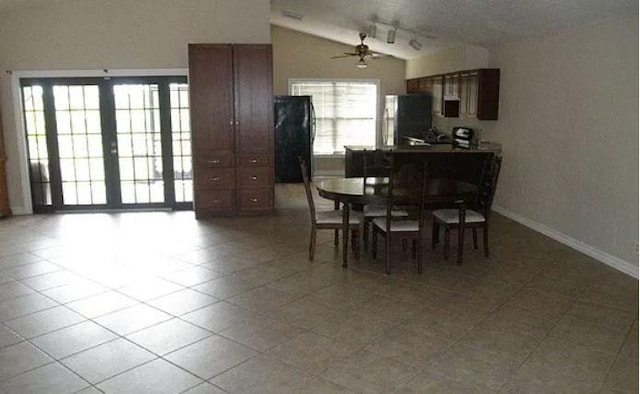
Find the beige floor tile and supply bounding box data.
[97,358,202,394]
[265,272,334,297]
[227,286,298,312]
[304,284,375,313]
[0,293,59,322]
[565,300,636,331]
[506,287,575,319]
[399,306,483,341]
[127,318,212,355]
[148,289,218,316]
[66,291,137,319]
[365,325,454,367]
[4,261,62,280]
[94,304,172,336]
[192,275,257,299]
[213,355,347,394]
[548,315,629,354]
[162,266,222,287]
[397,371,490,393]
[266,331,360,374]
[321,350,419,394]
[424,344,521,391]
[499,366,602,393]
[0,362,88,394]
[0,324,22,348]
[312,310,401,347]
[219,314,304,351]
[480,305,558,340]
[42,280,109,304]
[520,337,617,386]
[602,324,639,393]
[117,277,184,301]
[183,382,228,393]
[181,301,255,333]
[0,341,52,381]
[271,298,342,329]
[231,262,298,287]
[5,305,85,339]
[31,320,117,359]
[61,338,155,383]
[20,270,81,292]
[460,323,543,362]
[165,335,256,380]
[0,281,35,302]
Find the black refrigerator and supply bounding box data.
[274,95,314,183]
[383,94,432,145]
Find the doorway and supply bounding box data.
[21,77,192,212]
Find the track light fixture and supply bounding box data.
[386,28,396,44]
[409,36,422,51]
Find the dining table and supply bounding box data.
[316,176,478,267]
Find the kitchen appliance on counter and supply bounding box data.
[383,94,432,146]
[274,96,315,182]
[452,127,474,149]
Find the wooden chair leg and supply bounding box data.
[432,221,439,249]
[457,224,465,265]
[363,221,369,251]
[309,228,317,261]
[351,229,360,261]
[417,237,423,273]
[444,228,450,260]
[411,239,417,259]
[402,239,408,253]
[334,230,339,246]
[483,222,490,257]
[472,228,478,249]
[385,233,391,275]
[372,229,378,260]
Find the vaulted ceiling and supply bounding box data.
[270,0,637,59]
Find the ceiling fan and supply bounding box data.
[331,32,383,69]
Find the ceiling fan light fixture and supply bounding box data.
[386,28,396,44]
[357,58,368,69]
[409,38,422,50]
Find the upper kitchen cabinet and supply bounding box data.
[406,68,500,120]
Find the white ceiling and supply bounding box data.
[270,0,637,59]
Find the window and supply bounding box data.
[290,79,377,155]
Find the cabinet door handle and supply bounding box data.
[229,120,234,126]
[209,176,221,182]
[208,159,220,164]
[249,159,258,163]
[212,199,219,204]
[250,176,257,180]
[250,198,259,202]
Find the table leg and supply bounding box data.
[342,202,349,268]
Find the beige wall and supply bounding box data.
[0,0,270,213]
[272,25,406,175]
[485,16,638,268]
[406,44,490,79]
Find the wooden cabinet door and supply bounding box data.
[188,44,234,153]
[406,78,419,93]
[234,44,273,154]
[432,76,443,116]
[467,73,478,118]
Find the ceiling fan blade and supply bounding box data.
[331,54,357,59]
[367,52,385,59]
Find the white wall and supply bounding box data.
[406,44,490,79]
[0,0,270,213]
[485,16,638,271]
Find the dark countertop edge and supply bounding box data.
[344,145,501,153]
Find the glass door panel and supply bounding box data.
[113,84,164,204]
[53,85,107,206]
[169,83,193,203]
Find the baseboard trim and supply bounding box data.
[493,205,638,279]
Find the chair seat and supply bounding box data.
[372,217,419,232]
[433,209,485,224]
[363,205,409,218]
[316,210,362,225]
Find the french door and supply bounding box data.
[21,77,192,212]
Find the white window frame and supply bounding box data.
[288,78,380,157]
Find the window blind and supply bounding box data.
[290,80,377,154]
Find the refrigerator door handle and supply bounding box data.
[310,102,317,145]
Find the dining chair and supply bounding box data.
[371,161,428,274]
[298,157,362,261]
[361,149,408,251]
[431,155,502,262]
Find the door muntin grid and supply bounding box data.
[114,84,164,204]
[53,84,107,206]
[22,85,52,209]
[169,83,192,203]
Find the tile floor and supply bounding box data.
[0,184,637,393]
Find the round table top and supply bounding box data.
[316,177,477,205]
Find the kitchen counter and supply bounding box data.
[344,144,500,178]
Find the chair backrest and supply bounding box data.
[297,157,316,224]
[383,159,427,233]
[363,149,391,179]
[478,155,502,214]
